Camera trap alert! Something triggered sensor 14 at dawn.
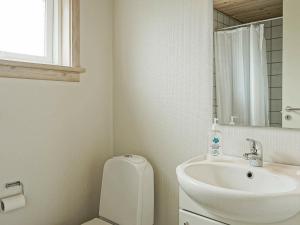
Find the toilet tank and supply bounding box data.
[99,155,154,225]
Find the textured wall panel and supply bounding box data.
[113,1,213,224]
[222,126,300,166]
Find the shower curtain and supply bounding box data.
[214,24,269,126]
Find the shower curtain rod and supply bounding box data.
[217,16,283,31]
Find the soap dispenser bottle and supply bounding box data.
[208,118,223,158]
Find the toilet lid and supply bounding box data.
[82,218,111,225]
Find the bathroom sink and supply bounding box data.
[176,156,300,224]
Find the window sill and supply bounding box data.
[0,59,86,82]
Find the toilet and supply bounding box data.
[82,155,154,225]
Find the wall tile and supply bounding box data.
[234,20,240,25]
[270,111,282,124]
[263,21,271,28]
[265,27,271,39]
[272,19,283,26]
[272,25,283,38]
[224,15,229,25]
[214,22,218,30]
[271,63,282,75]
[272,50,282,62]
[270,99,282,111]
[229,19,235,26]
[266,40,272,51]
[272,38,283,50]
[270,87,282,99]
[270,75,282,87]
[218,22,225,29]
[267,64,272,75]
[267,52,271,62]
[217,12,224,23]
[213,10,217,20]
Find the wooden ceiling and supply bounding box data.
[214,0,283,23]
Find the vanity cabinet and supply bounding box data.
[179,187,300,225]
[179,210,227,225]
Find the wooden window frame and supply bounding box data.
[0,0,84,82]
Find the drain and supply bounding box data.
[247,171,254,179]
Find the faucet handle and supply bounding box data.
[246,138,257,152]
[246,138,256,144]
[245,138,263,167]
[246,138,263,153]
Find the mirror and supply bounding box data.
[213,0,300,129]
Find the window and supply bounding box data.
[0,0,54,64]
[0,0,83,82]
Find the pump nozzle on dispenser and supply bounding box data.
[212,118,219,130]
[229,116,238,126]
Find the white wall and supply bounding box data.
[113,1,213,224]
[0,0,114,225]
[113,2,300,225]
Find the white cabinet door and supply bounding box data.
[282,0,300,128]
[179,210,227,225]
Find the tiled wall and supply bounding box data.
[213,9,283,127]
[265,19,283,127]
[213,9,241,29]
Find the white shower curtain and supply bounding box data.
[214,24,269,126]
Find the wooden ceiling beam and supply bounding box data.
[214,0,283,23]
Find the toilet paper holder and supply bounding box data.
[1,181,26,213]
[5,181,24,195]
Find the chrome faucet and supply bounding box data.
[243,138,263,167]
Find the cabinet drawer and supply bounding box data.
[179,210,228,225]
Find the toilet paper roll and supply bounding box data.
[1,194,26,213]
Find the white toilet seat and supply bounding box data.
[82,218,111,225]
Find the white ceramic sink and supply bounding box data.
[176,156,300,224]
